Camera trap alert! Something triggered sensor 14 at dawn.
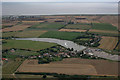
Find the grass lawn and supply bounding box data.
[2,30,47,38]
[39,31,86,40]
[65,24,91,30]
[29,22,65,30]
[91,23,118,31]
[3,40,57,51]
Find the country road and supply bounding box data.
[14,38,120,61]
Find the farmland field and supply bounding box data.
[3,30,47,38]
[59,29,87,32]
[17,58,118,76]
[2,58,24,74]
[98,16,118,27]
[98,36,118,50]
[17,59,97,75]
[91,23,117,31]
[22,21,45,25]
[3,49,40,57]
[2,58,24,78]
[29,22,65,30]
[88,29,118,36]
[39,31,86,40]
[64,24,91,30]
[3,40,57,51]
[2,24,32,32]
[2,21,18,29]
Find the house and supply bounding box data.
[10,49,15,52]
[2,58,8,61]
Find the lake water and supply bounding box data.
[2,2,118,15]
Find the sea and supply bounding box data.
[2,2,118,15]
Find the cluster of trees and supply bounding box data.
[74,34,100,47]
[38,57,62,64]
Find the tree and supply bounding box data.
[71,48,74,51]
[43,75,47,78]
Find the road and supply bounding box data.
[14,38,120,61]
[86,48,120,61]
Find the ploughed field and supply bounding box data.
[17,58,118,76]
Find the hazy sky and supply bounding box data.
[2,0,120,2]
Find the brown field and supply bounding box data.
[89,29,118,34]
[17,59,97,75]
[99,16,118,27]
[2,21,18,26]
[2,24,15,26]
[17,58,118,76]
[59,29,87,32]
[76,20,100,23]
[2,22,18,29]
[98,36,118,50]
[2,24,32,32]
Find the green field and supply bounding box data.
[39,31,86,40]
[2,30,47,38]
[3,40,57,51]
[29,22,65,30]
[3,32,17,38]
[91,23,117,31]
[88,31,119,36]
[65,24,91,30]
[2,58,24,74]
[3,49,40,58]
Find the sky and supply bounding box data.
[2,0,120,2]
